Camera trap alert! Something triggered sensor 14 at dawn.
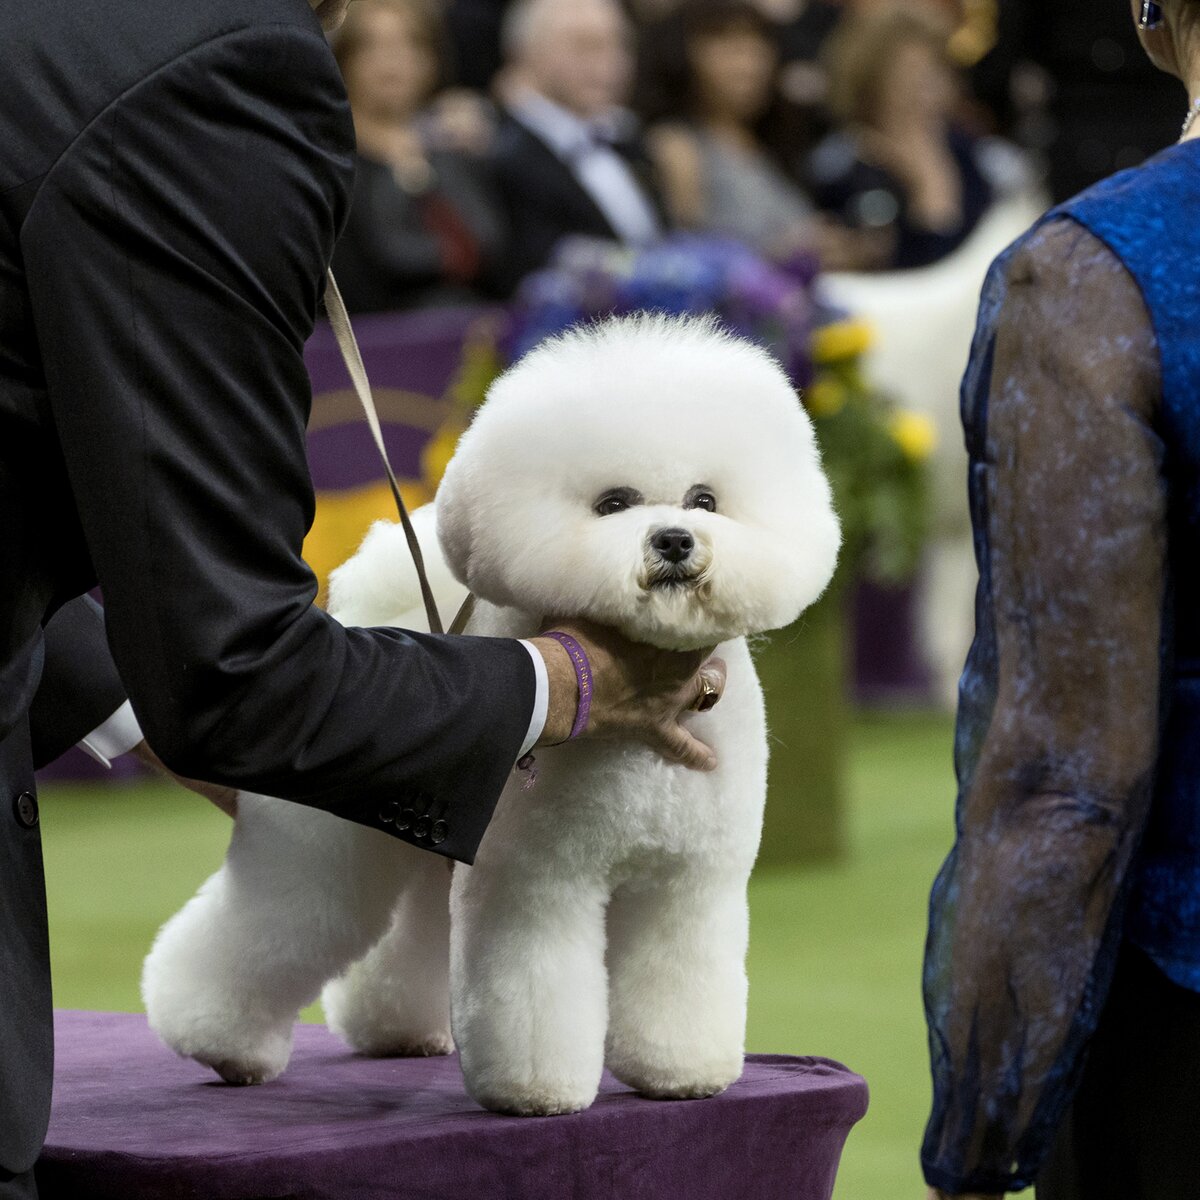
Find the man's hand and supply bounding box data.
[131,740,239,819]
[530,618,726,771]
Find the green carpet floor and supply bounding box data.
[38,709,956,1198]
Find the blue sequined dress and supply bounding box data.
[921,139,1200,1194]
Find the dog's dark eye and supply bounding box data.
[594,487,643,517]
[684,487,718,513]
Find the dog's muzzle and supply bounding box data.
[650,527,694,564]
[645,526,702,589]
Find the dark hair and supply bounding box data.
[634,0,802,168]
[332,0,455,96]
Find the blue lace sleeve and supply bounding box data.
[921,218,1167,1195]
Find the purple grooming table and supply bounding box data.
[38,1011,867,1200]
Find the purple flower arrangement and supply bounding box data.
[508,234,824,390]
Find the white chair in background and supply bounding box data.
[821,185,1049,707]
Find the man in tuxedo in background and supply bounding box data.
[491,0,669,293]
[0,1,723,1194]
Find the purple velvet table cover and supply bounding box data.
[39,1011,868,1200]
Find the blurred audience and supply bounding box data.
[808,4,994,270]
[637,0,873,269]
[443,0,512,92]
[329,0,1050,302]
[969,0,1182,202]
[331,0,507,313]
[759,0,841,148]
[489,0,667,292]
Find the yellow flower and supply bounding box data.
[804,376,847,418]
[889,410,939,461]
[811,319,874,364]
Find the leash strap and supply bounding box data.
[323,269,445,635]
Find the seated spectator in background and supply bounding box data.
[331,0,507,313]
[443,0,512,92]
[759,0,842,151]
[638,1,876,270]
[809,4,994,271]
[490,0,667,294]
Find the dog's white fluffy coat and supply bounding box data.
[142,314,840,1114]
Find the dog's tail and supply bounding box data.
[326,505,469,633]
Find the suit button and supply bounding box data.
[379,801,399,824]
[14,792,38,829]
[396,807,416,832]
[412,815,432,840]
[430,819,448,845]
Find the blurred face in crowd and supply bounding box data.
[341,2,438,123]
[518,0,634,119]
[688,21,777,124]
[871,35,955,130]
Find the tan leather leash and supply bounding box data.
[323,270,475,636]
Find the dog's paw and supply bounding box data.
[345,1029,455,1059]
[146,1000,293,1087]
[204,1054,283,1087]
[607,1053,743,1101]
[184,1025,294,1087]
[629,1074,737,1101]
[467,1076,597,1117]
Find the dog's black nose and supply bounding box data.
[650,527,694,564]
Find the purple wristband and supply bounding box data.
[541,631,593,740]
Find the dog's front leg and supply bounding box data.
[604,867,749,1099]
[450,859,609,1116]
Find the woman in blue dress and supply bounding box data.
[922,2,1200,1197]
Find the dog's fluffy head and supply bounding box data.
[436,314,840,649]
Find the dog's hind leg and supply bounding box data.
[141,794,407,1085]
[604,867,749,1099]
[450,861,610,1115]
[322,850,453,1057]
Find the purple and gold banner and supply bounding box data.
[302,304,505,601]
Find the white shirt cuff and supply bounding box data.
[516,640,549,759]
[79,700,144,768]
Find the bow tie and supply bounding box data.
[569,125,628,161]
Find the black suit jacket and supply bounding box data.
[490,111,668,294]
[29,597,130,770]
[0,0,534,1173]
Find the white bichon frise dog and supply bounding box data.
[142,314,840,1116]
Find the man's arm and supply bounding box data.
[21,23,535,863]
[29,596,134,770]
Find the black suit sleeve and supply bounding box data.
[29,596,130,770]
[20,22,533,863]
